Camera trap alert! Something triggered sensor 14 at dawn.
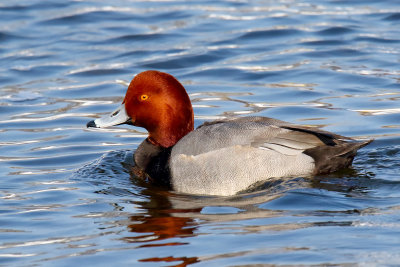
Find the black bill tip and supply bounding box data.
[86,120,97,128]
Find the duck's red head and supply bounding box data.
[87,70,194,148]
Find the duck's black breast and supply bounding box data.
[134,138,172,187]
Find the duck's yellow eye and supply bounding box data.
[140,94,149,101]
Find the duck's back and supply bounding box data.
[170,117,371,196]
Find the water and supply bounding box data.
[1,0,400,265]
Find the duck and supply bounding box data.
[87,70,372,196]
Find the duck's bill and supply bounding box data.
[87,103,132,128]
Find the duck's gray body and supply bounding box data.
[135,117,372,196]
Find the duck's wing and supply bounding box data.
[174,116,330,156]
[173,116,372,173]
[238,116,373,173]
[256,122,372,173]
[251,126,329,156]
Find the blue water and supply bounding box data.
[1,0,400,265]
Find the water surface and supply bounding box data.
[1,0,400,266]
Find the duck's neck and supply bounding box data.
[149,118,194,148]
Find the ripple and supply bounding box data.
[0,32,27,43]
[11,64,70,77]
[355,36,400,43]
[239,28,301,40]
[302,48,365,57]
[39,10,134,25]
[1,91,42,102]
[0,2,69,12]
[353,108,400,116]
[141,52,224,69]
[383,13,400,21]
[316,26,354,36]
[67,63,131,76]
[301,39,348,46]
[0,4,28,12]
[108,32,184,43]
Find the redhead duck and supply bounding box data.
[87,70,372,196]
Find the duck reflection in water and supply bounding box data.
[123,182,200,266]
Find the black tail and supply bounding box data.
[304,139,373,174]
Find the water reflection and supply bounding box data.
[116,163,376,266]
[124,190,199,245]
[122,188,199,266]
